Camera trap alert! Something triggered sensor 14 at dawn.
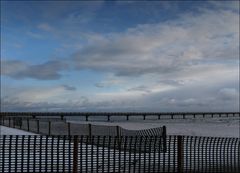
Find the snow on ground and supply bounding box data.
[68,117,240,138]
[0,117,239,137]
[0,125,37,135]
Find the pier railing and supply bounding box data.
[1,112,239,121]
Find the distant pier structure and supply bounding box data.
[0,112,239,122]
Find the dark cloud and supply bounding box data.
[62,85,77,91]
[1,60,68,80]
[95,83,105,88]
[127,85,151,93]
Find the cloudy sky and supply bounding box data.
[1,1,239,112]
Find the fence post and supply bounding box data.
[48,121,51,135]
[73,136,79,173]
[116,125,120,137]
[177,136,184,173]
[68,122,71,136]
[88,123,92,137]
[20,118,22,129]
[116,126,121,148]
[13,117,15,128]
[1,116,3,125]
[162,126,167,152]
[37,120,39,133]
[27,119,29,131]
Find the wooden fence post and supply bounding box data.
[88,123,92,137]
[116,126,121,148]
[68,122,71,136]
[73,136,79,173]
[177,136,184,173]
[27,119,29,131]
[116,125,120,137]
[48,121,51,135]
[1,116,3,125]
[162,126,167,152]
[37,120,39,133]
[13,118,15,128]
[20,118,22,129]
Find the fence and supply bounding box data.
[0,117,166,138]
[0,135,239,173]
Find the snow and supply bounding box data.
[0,125,37,135]
[0,134,238,172]
[1,117,239,137]
[67,117,240,138]
[0,117,239,172]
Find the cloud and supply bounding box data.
[62,85,76,91]
[90,64,239,112]
[1,60,68,80]
[209,1,239,12]
[1,85,77,104]
[218,88,239,100]
[0,84,92,112]
[2,61,238,112]
[72,7,238,77]
[95,75,125,88]
[26,31,45,39]
[2,74,239,112]
[1,2,239,112]
[37,23,54,32]
[3,1,238,79]
[127,85,151,93]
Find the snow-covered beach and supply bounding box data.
[1,116,239,137]
[67,116,239,137]
[1,116,239,173]
[0,125,36,135]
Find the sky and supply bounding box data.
[0,0,239,112]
